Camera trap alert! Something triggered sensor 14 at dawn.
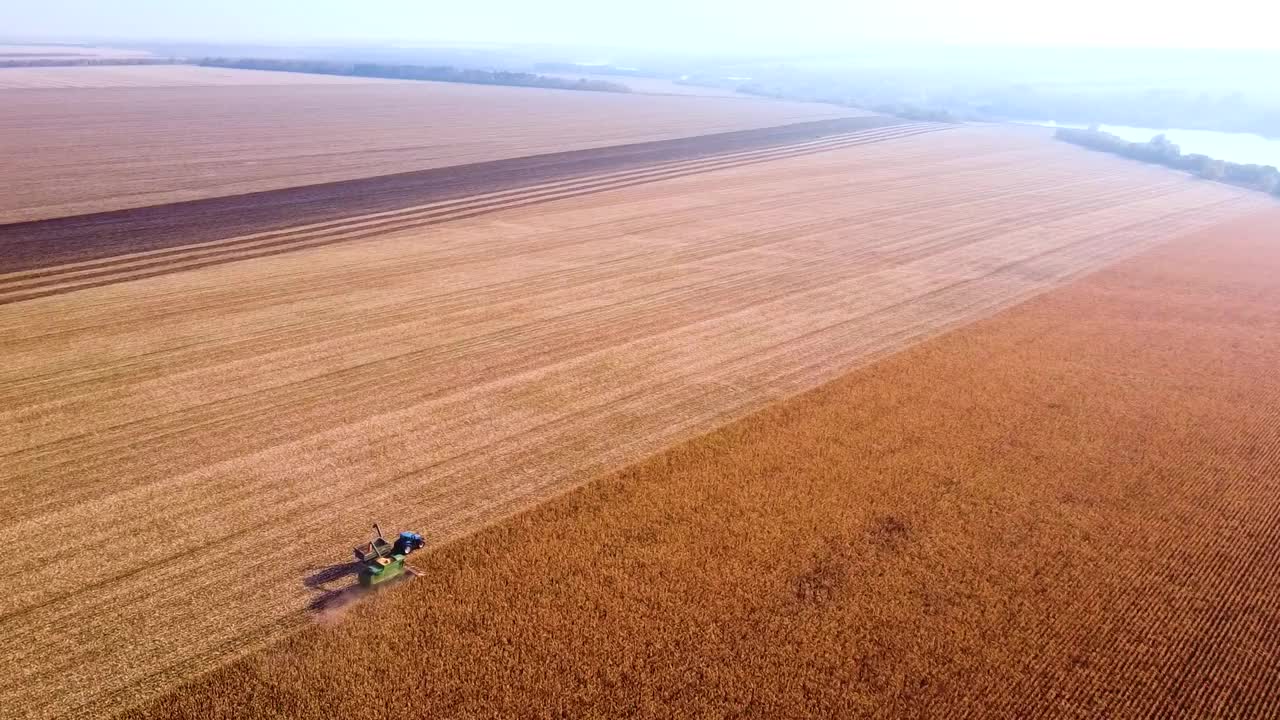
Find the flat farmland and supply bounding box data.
[0,125,1268,719]
[0,81,859,223]
[0,44,151,61]
[0,116,909,274]
[0,64,410,90]
[125,207,1280,719]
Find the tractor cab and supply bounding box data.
[394,531,426,555]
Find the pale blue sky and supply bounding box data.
[7,0,1277,51]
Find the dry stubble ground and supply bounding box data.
[0,116,908,275]
[0,44,151,61]
[0,126,1271,719]
[0,64,408,90]
[0,80,858,223]
[125,207,1280,720]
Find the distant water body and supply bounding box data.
[1037,122,1280,168]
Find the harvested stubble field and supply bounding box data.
[0,44,151,62]
[0,124,1271,719]
[123,207,1280,719]
[0,116,909,276]
[0,80,858,223]
[0,64,409,90]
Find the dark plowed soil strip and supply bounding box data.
[0,123,946,305]
[0,116,906,274]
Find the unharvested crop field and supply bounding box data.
[123,207,1280,719]
[0,123,1268,719]
[0,81,859,223]
[0,64,406,90]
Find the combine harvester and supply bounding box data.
[352,524,425,587]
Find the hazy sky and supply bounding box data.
[7,0,1277,52]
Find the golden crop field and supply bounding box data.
[123,206,1280,719]
[0,121,1269,719]
[0,81,859,223]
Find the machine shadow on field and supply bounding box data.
[303,561,419,621]
[303,562,362,616]
[306,562,359,588]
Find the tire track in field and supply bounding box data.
[0,162,1175,411]
[0,143,1056,344]
[1,124,931,283]
[0,150,1178,372]
[0,191,1239,490]
[0,115,909,271]
[0,124,929,293]
[0,124,946,304]
[0,185,1228,443]
[0,175,1202,495]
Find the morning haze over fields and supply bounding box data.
[2,2,1278,718]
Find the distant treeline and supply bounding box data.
[196,58,631,93]
[0,58,174,68]
[733,83,960,124]
[675,55,1280,139]
[1055,127,1280,197]
[532,62,648,77]
[986,87,1280,141]
[868,104,958,123]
